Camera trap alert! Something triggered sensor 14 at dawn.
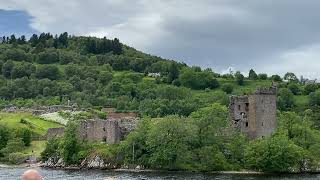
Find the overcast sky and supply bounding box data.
[1,0,320,79]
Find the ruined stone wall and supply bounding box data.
[78,119,121,144]
[46,127,65,139]
[250,93,277,139]
[229,96,250,135]
[44,112,139,144]
[105,120,121,144]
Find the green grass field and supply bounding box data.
[22,141,47,157]
[0,112,63,136]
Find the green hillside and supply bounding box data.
[0,33,320,172]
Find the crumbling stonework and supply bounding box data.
[229,86,277,139]
[79,119,121,144]
[46,127,65,139]
[44,111,139,144]
[76,112,139,144]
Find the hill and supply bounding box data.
[0,32,316,118]
[1,33,320,171]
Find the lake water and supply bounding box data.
[0,167,320,180]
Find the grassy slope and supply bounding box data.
[0,112,63,136]
[22,141,47,157]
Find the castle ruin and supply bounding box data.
[229,86,277,139]
[46,111,139,144]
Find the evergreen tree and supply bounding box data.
[248,69,258,80]
[29,34,39,47]
[112,38,122,55]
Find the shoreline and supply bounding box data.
[1,163,319,175]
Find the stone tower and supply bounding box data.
[229,86,277,139]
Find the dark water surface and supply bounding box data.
[0,167,319,180]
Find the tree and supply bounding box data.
[248,69,258,80]
[112,38,122,55]
[190,103,228,146]
[258,73,268,80]
[36,65,60,80]
[58,32,69,48]
[37,49,59,64]
[221,83,234,94]
[284,72,298,83]
[270,74,282,82]
[288,83,301,95]
[15,128,32,146]
[304,84,318,95]
[168,63,179,83]
[277,88,295,111]
[2,60,14,78]
[309,90,320,106]
[62,122,80,165]
[9,34,16,44]
[41,138,61,161]
[244,135,303,172]
[146,115,197,169]
[0,138,25,155]
[0,125,11,150]
[29,34,39,47]
[235,71,244,86]
[98,71,113,85]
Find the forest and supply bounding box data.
[0,33,320,172]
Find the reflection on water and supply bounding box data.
[0,167,319,180]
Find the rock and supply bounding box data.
[87,156,105,169]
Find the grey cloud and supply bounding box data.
[2,0,320,78]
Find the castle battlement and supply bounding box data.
[254,86,277,95]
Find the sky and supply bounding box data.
[1,0,320,79]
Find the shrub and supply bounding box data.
[15,128,32,146]
[8,152,28,164]
[221,83,234,94]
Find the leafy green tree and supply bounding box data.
[309,90,320,106]
[245,135,303,172]
[304,83,318,95]
[15,128,32,146]
[179,68,219,90]
[248,69,258,80]
[2,60,14,78]
[146,115,197,169]
[190,103,228,146]
[37,49,59,64]
[195,145,230,171]
[41,138,61,161]
[284,72,298,83]
[288,83,301,95]
[270,74,282,82]
[277,88,295,111]
[221,83,234,94]
[258,73,268,80]
[62,122,80,165]
[36,65,60,80]
[168,62,179,83]
[235,71,244,86]
[0,125,11,150]
[0,138,25,155]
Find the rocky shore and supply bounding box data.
[41,156,120,170]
